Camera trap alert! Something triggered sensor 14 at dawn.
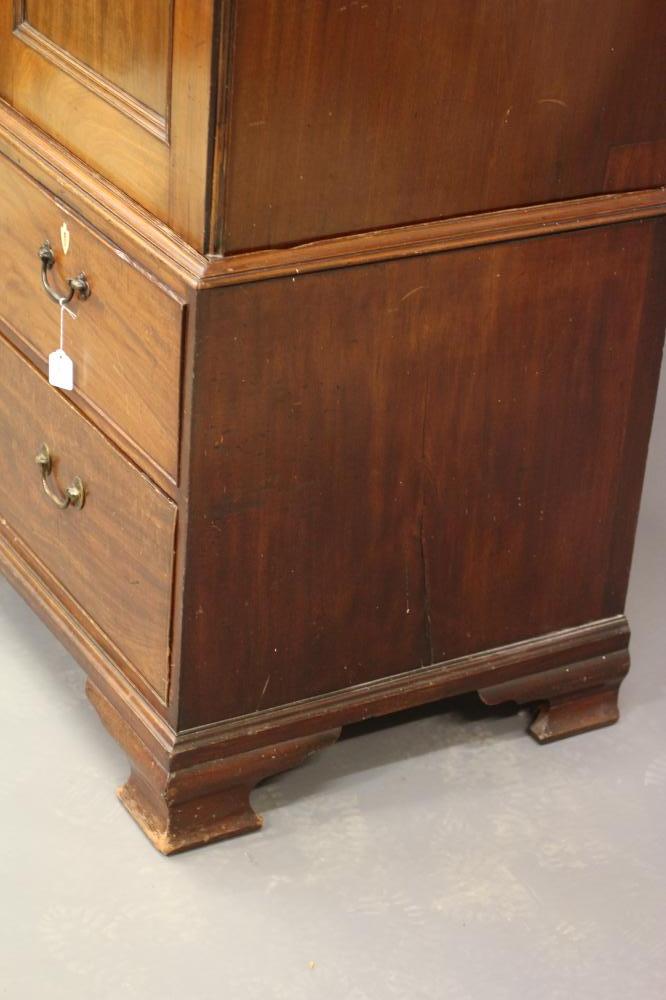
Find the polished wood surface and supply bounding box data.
[200,188,666,289]
[479,647,629,743]
[0,152,184,483]
[219,0,666,251]
[0,0,664,853]
[24,0,172,117]
[0,0,216,248]
[2,1,665,253]
[1,520,634,852]
[177,220,665,726]
[606,139,666,194]
[88,678,341,855]
[3,95,665,295]
[0,334,176,698]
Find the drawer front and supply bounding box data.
[0,152,183,482]
[0,334,176,699]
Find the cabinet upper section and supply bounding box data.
[0,0,216,249]
[1,0,665,256]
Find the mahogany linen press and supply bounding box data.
[0,0,665,853]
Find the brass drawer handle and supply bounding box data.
[38,241,91,306]
[35,443,86,510]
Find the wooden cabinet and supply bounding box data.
[180,220,663,723]
[222,0,666,250]
[0,0,664,853]
[0,336,177,698]
[2,0,664,252]
[0,0,216,246]
[0,154,184,482]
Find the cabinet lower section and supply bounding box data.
[180,219,665,726]
[0,333,176,699]
[0,521,631,853]
[87,626,628,854]
[1,206,664,854]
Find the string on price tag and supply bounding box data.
[48,302,77,391]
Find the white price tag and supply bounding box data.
[49,348,74,391]
[49,302,77,391]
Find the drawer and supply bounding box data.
[0,334,176,700]
[0,152,184,483]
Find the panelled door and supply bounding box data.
[0,0,215,247]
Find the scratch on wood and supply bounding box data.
[400,285,425,302]
[257,674,271,709]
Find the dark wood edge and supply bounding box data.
[201,188,666,287]
[479,648,630,743]
[0,101,206,291]
[1,101,664,292]
[9,0,164,140]
[0,504,630,773]
[82,616,630,853]
[165,292,200,726]
[87,677,341,854]
[207,0,238,257]
[91,637,631,852]
[479,648,630,706]
[603,221,666,609]
[171,616,630,765]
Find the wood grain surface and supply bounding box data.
[23,0,172,117]
[0,0,216,248]
[0,334,176,698]
[219,0,666,251]
[0,0,664,855]
[0,152,184,484]
[177,220,665,726]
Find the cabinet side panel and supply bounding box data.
[220,0,666,251]
[179,221,665,726]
